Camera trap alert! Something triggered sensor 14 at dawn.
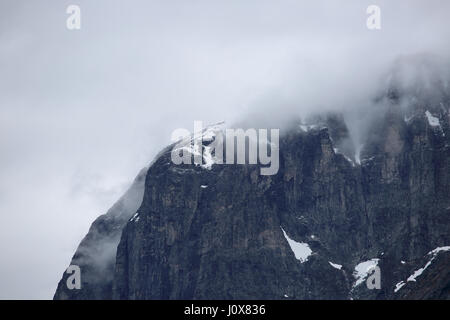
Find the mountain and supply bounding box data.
[54,56,450,300]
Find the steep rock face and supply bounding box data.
[112,124,353,299]
[54,57,450,300]
[54,104,450,300]
[110,104,449,299]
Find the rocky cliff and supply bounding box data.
[54,57,450,300]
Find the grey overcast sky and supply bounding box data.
[0,0,449,299]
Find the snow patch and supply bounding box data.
[172,122,225,170]
[429,246,450,255]
[394,246,450,292]
[281,227,312,263]
[329,261,342,270]
[407,246,450,282]
[425,110,440,127]
[353,258,379,287]
[130,212,140,222]
[201,146,215,169]
[407,261,431,282]
[394,281,405,293]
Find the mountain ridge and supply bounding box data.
[54,58,450,300]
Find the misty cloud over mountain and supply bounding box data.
[1,0,450,298]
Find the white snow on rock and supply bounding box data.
[172,122,225,170]
[394,281,406,293]
[329,261,343,270]
[202,128,216,142]
[353,258,379,287]
[407,246,450,282]
[425,111,440,127]
[429,246,450,255]
[424,111,445,137]
[407,262,431,282]
[394,246,450,293]
[130,212,140,222]
[281,227,312,263]
[201,145,215,170]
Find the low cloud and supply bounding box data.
[0,0,449,298]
